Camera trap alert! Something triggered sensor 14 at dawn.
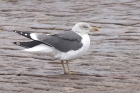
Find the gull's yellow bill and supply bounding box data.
[90,27,99,31]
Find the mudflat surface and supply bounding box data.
[0,0,140,93]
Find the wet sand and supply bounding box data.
[0,0,140,93]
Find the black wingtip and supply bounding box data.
[13,30,21,34]
[13,30,20,34]
[13,42,20,46]
[13,42,16,45]
[13,30,17,33]
[13,30,32,39]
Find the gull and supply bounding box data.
[13,22,99,74]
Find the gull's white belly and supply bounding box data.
[54,34,90,60]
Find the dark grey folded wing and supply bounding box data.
[36,31,83,52]
[52,31,82,42]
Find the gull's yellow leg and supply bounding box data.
[61,60,67,74]
[66,60,70,74]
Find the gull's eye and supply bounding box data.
[83,25,88,28]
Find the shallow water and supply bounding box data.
[0,0,140,93]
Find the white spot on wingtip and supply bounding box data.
[14,30,17,32]
[25,34,27,36]
[20,32,22,34]
[30,33,38,40]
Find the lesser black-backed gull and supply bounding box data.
[13,22,99,74]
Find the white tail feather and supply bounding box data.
[23,44,54,54]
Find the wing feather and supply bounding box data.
[35,31,83,52]
[14,30,83,52]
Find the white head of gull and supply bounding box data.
[72,22,98,34]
